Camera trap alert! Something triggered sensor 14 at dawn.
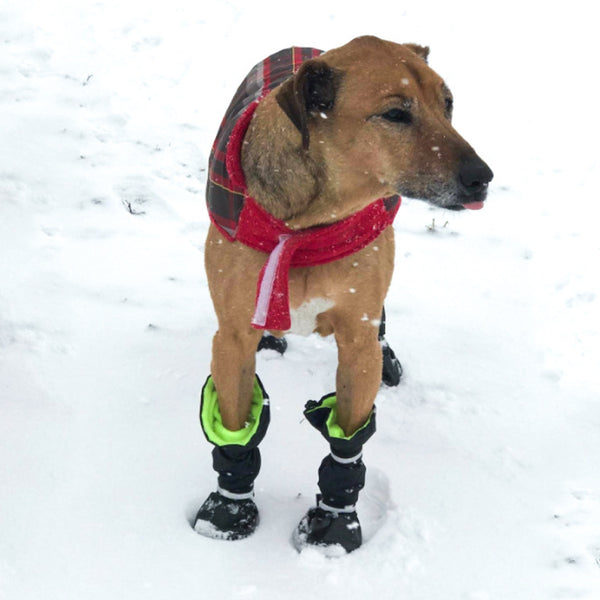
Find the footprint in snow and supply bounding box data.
[358,467,392,543]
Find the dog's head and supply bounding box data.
[277,36,493,212]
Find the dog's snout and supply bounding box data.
[458,156,494,195]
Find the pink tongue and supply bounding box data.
[462,201,484,210]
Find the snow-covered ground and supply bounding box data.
[1,1,599,599]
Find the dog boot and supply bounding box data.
[378,306,403,386]
[257,332,288,355]
[381,339,403,386]
[293,495,362,556]
[377,306,402,387]
[194,374,270,540]
[293,394,376,554]
[194,490,259,541]
[193,444,262,539]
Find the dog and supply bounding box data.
[194,36,493,553]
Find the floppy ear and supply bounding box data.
[405,43,430,63]
[276,59,341,150]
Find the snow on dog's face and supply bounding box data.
[277,35,493,212]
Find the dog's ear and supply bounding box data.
[405,44,430,63]
[276,59,342,150]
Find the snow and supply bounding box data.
[1,1,599,599]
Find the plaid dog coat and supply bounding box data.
[206,47,401,331]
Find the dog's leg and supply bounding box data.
[195,228,269,540]
[293,314,382,554]
[257,306,402,385]
[194,326,268,540]
[334,317,383,434]
[203,226,266,430]
[211,324,263,430]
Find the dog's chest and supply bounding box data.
[288,297,335,336]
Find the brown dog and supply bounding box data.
[195,36,493,553]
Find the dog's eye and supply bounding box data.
[381,108,412,124]
[444,97,454,118]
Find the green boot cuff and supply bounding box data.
[304,393,376,442]
[200,375,270,447]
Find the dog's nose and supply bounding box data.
[458,156,494,195]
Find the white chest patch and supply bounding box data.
[288,297,335,336]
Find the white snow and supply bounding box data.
[1,1,599,599]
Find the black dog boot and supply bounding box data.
[195,375,270,540]
[293,394,376,554]
[257,332,288,355]
[293,453,366,555]
[293,495,362,555]
[194,490,259,540]
[381,339,403,386]
[378,307,403,386]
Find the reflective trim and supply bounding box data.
[318,499,356,514]
[217,486,255,501]
[330,451,363,464]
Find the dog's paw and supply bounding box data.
[193,491,259,541]
[292,503,362,556]
[292,469,392,555]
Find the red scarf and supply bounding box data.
[215,101,400,331]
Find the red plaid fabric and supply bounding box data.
[207,47,323,239]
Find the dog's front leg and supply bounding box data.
[293,316,382,554]
[211,325,262,430]
[195,324,268,541]
[203,225,265,431]
[334,319,382,436]
[194,228,269,540]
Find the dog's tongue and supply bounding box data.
[462,201,484,210]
